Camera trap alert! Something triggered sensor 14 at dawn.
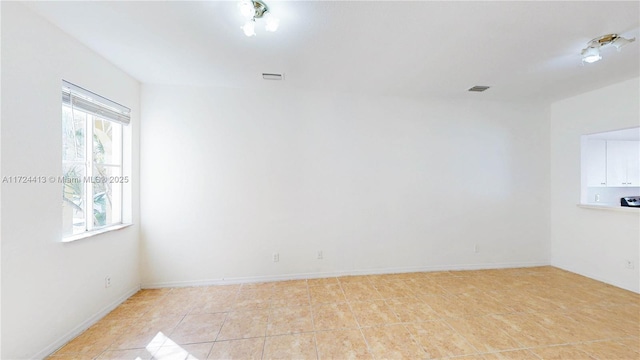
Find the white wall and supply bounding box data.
[0,3,4,356]
[550,77,640,293]
[140,85,550,287]
[1,3,140,359]
[586,186,640,206]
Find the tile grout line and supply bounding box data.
[383,292,440,359]
[96,289,176,359]
[305,280,321,360]
[205,283,241,356]
[386,302,429,358]
[338,277,377,360]
[259,283,276,360]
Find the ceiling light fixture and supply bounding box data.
[239,0,279,37]
[581,34,635,64]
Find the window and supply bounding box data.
[62,81,131,238]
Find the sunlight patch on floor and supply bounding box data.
[147,331,198,360]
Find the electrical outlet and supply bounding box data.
[473,244,479,253]
[625,260,635,269]
[317,250,323,260]
[273,253,279,263]
[105,276,112,288]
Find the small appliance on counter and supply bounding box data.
[620,196,640,207]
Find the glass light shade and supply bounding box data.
[582,47,601,63]
[583,54,601,63]
[239,1,255,19]
[611,36,635,50]
[241,21,256,37]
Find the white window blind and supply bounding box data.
[62,80,131,125]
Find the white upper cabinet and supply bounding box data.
[585,140,607,187]
[625,141,640,186]
[606,140,640,187]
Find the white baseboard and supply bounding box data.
[141,261,550,289]
[35,285,140,359]
[551,262,640,294]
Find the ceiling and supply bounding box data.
[26,1,640,102]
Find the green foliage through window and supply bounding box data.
[62,99,123,236]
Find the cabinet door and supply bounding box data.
[585,140,607,186]
[606,141,628,186]
[624,141,640,186]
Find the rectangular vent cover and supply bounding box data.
[263,73,284,80]
[468,85,490,92]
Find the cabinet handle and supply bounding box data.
[601,182,606,185]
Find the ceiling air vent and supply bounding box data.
[263,73,284,80]
[468,85,490,92]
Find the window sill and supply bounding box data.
[62,223,133,243]
[577,204,640,213]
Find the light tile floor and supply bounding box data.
[48,266,639,360]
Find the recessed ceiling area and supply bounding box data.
[26,1,640,102]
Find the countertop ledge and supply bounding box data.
[577,204,640,213]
